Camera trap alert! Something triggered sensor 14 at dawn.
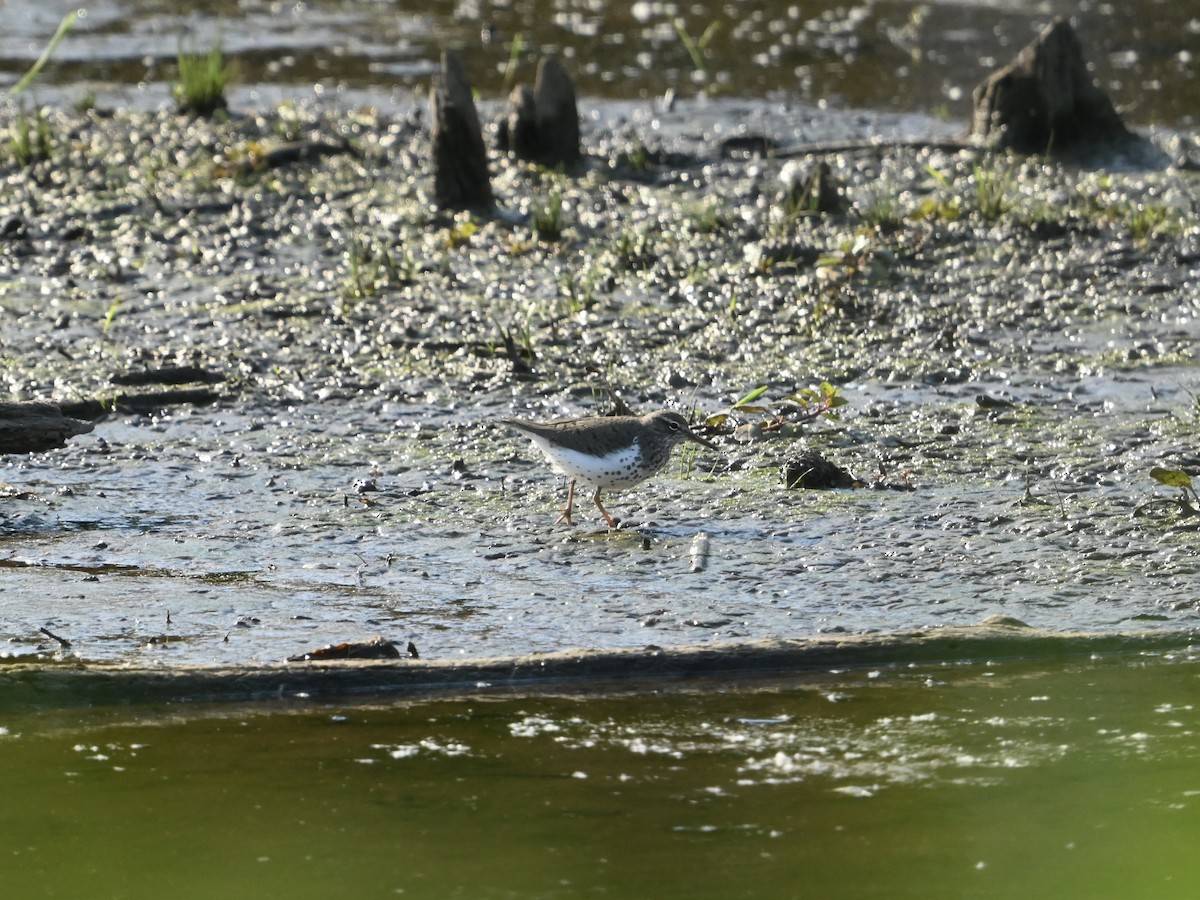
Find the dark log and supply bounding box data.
[971,18,1132,155]
[57,389,220,420]
[0,402,93,455]
[430,51,494,212]
[110,365,224,386]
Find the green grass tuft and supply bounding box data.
[9,105,53,167]
[174,39,230,116]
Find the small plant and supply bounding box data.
[501,32,525,94]
[174,37,230,116]
[271,99,304,142]
[972,163,1010,221]
[1126,202,1176,243]
[683,199,727,234]
[671,16,721,83]
[705,382,847,433]
[342,235,406,304]
[909,164,963,221]
[532,191,564,242]
[102,297,123,335]
[492,321,537,378]
[344,238,372,301]
[5,11,76,103]
[445,214,478,249]
[858,191,905,230]
[9,104,53,167]
[816,232,888,285]
[612,226,656,271]
[1182,385,1200,421]
[615,135,650,173]
[556,268,597,316]
[910,194,962,221]
[1134,467,1200,519]
[780,183,820,221]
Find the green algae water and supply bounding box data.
[2,0,1194,128]
[2,649,1198,898]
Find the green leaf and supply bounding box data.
[705,412,729,428]
[732,385,769,407]
[1150,467,1194,489]
[924,163,952,189]
[5,11,76,102]
[783,391,815,407]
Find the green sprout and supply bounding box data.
[174,37,231,116]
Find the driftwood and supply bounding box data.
[499,56,582,168]
[110,365,224,386]
[0,402,93,455]
[430,51,494,211]
[57,388,220,420]
[972,18,1132,155]
[0,628,1192,709]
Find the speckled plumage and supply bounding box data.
[500,410,717,527]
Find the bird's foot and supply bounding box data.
[593,490,619,530]
[555,479,577,526]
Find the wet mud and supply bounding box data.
[0,94,1197,682]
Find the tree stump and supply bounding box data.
[0,402,93,455]
[499,56,582,169]
[533,57,581,168]
[505,84,539,161]
[971,18,1132,155]
[430,51,494,212]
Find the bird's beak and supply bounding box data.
[685,426,718,451]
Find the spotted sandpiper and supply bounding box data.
[500,410,717,528]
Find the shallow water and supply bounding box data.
[0,0,1195,127]
[1,648,1198,898]
[4,361,1200,667]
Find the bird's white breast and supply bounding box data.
[524,434,648,488]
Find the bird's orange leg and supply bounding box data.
[592,488,618,529]
[555,479,577,526]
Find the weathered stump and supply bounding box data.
[532,57,581,168]
[971,18,1132,155]
[0,402,93,455]
[430,51,494,212]
[499,56,582,168]
[504,84,539,161]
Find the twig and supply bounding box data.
[38,626,71,648]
